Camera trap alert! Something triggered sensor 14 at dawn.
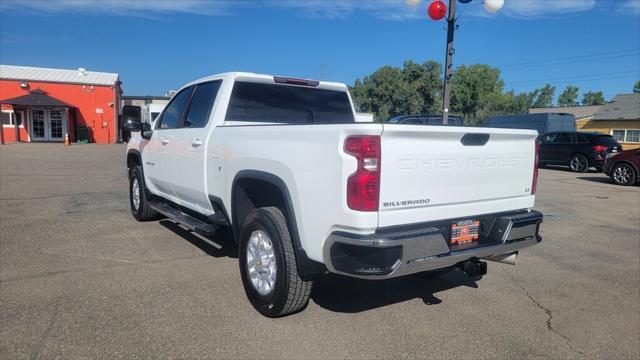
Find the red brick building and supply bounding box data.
[0,65,121,144]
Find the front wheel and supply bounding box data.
[238,207,313,317]
[569,154,588,172]
[611,163,637,186]
[129,165,159,221]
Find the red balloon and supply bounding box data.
[427,0,447,20]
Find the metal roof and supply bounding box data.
[529,105,602,120]
[0,64,119,86]
[1,89,72,107]
[592,94,640,120]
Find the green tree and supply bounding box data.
[401,60,443,114]
[582,91,605,105]
[351,60,557,124]
[532,84,556,108]
[350,61,442,121]
[449,64,506,125]
[634,80,640,93]
[557,85,579,106]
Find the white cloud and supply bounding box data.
[617,0,640,15]
[0,0,604,19]
[503,0,596,17]
[267,0,423,20]
[0,0,234,16]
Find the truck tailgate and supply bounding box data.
[378,124,537,227]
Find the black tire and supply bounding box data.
[610,163,637,186]
[238,207,313,317]
[569,154,588,173]
[129,165,159,221]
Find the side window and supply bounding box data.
[541,133,557,143]
[157,87,194,129]
[184,81,222,128]
[555,133,574,143]
[576,133,589,143]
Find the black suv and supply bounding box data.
[538,132,622,172]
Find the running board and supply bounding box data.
[149,200,218,237]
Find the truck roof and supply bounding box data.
[184,72,348,92]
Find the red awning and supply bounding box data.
[0,89,72,107]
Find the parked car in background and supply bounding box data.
[538,131,622,172]
[484,113,576,134]
[143,103,165,124]
[388,114,464,126]
[604,149,640,186]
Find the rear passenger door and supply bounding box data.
[553,132,576,163]
[170,80,223,212]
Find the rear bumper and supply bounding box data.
[324,210,543,279]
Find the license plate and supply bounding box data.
[451,220,480,244]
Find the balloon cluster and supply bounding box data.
[405,0,504,20]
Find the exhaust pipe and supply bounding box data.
[485,252,518,266]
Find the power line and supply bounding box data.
[500,52,640,71]
[496,48,639,69]
[505,70,640,86]
[505,75,637,90]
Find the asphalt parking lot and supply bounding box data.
[1,143,639,359]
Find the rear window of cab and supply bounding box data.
[225,81,354,124]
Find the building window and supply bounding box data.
[612,129,640,143]
[1,111,24,127]
[612,129,625,142]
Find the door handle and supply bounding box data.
[191,139,203,147]
[161,138,169,145]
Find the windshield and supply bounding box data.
[225,82,354,124]
[593,135,619,146]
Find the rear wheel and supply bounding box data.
[129,165,159,221]
[611,163,637,186]
[239,207,313,317]
[569,154,588,172]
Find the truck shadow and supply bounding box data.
[311,270,480,313]
[577,176,613,185]
[159,220,238,259]
[157,219,481,313]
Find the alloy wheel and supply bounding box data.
[570,155,587,172]
[246,230,277,296]
[132,177,140,211]
[613,165,632,185]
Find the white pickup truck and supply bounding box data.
[125,72,543,317]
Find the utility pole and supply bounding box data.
[441,0,456,125]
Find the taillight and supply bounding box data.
[273,76,320,87]
[532,140,539,195]
[345,136,381,211]
[593,145,608,152]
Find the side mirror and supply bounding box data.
[122,105,142,125]
[141,122,153,140]
[123,120,141,132]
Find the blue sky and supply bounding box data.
[1,0,639,103]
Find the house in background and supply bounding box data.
[581,94,640,150]
[0,65,121,144]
